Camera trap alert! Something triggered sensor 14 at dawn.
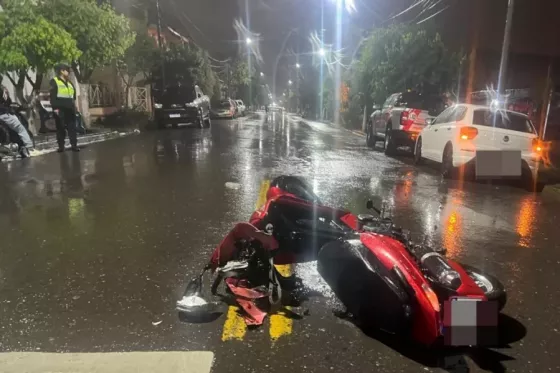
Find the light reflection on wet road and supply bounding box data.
[1,113,560,372]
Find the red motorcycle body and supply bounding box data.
[245,177,493,345]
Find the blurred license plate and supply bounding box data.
[475,150,521,179]
[169,114,181,118]
[443,297,498,346]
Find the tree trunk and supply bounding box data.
[75,82,91,129]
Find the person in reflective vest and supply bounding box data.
[50,63,79,152]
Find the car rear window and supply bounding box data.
[472,109,535,134]
[219,101,231,108]
[397,92,445,116]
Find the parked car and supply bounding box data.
[153,83,211,129]
[212,99,236,119]
[413,104,549,192]
[235,100,246,116]
[366,91,445,155]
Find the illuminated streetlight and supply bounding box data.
[260,72,264,77]
[246,37,252,45]
[288,80,293,85]
[318,48,326,57]
[296,63,301,68]
[283,93,286,96]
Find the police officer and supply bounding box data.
[50,63,79,152]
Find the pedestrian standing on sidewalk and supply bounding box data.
[50,63,79,152]
[0,86,36,158]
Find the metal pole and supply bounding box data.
[497,0,515,97]
[542,88,553,140]
[156,0,166,90]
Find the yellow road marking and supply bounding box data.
[270,264,293,342]
[221,306,247,341]
[221,179,270,342]
[255,179,271,209]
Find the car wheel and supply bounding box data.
[413,137,423,165]
[366,123,375,148]
[521,168,545,193]
[459,264,507,311]
[441,144,454,179]
[384,125,396,155]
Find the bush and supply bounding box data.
[96,107,150,130]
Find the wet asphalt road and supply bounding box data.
[1,112,560,372]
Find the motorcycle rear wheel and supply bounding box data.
[460,263,507,311]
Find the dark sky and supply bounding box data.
[116,0,560,94]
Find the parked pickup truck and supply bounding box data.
[366,91,445,155]
[154,83,211,129]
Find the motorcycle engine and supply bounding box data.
[233,239,271,287]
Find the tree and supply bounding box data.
[0,0,81,104]
[352,24,463,110]
[152,44,219,99]
[40,0,135,82]
[117,31,158,108]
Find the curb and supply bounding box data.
[34,131,133,152]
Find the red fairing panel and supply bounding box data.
[446,259,486,298]
[340,213,358,230]
[225,278,268,325]
[359,233,441,345]
[209,222,279,270]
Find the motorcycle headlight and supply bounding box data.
[154,103,162,109]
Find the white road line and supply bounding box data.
[0,351,214,373]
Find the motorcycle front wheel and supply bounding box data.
[460,263,507,311]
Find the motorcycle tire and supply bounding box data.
[459,263,507,311]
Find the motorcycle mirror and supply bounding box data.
[366,200,382,215]
[176,271,222,322]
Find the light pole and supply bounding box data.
[497,0,515,98]
[156,0,166,90]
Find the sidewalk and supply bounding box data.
[1,128,138,161]
[33,128,136,151]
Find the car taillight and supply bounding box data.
[459,126,478,140]
[532,138,543,153]
[400,110,413,131]
[421,283,441,312]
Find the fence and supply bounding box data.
[88,84,117,108]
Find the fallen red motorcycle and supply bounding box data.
[178,175,506,346]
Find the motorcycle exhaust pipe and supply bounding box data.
[420,252,462,290]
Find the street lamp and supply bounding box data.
[246,37,252,45]
[296,63,301,68]
[318,48,326,57]
[283,93,286,96]
[260,72,264,77]
[288,80,293,85]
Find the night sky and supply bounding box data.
[115,0,560,94]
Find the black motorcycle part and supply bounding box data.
[259,196,348,258]
[270,175,321,204]
[317,238,413,334]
